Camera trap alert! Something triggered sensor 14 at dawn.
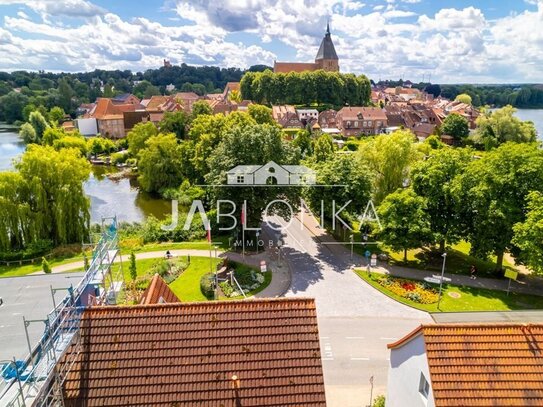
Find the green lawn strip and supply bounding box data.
[0,238,229,278]
[168,256,222,302]
[221,263,272,300]
[354,269,543,312]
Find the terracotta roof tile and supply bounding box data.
[389,323,543,406]
[273,62,319,73]
[139,274,180,305]
[59,298,326,406]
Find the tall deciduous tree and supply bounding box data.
[28,111,49,142]
[248,104,274,125]
[513,192,543,275]
[137,133,183,193]
[441,113,469,140]
[127,121,158,157]
[158,111,189,140]
[191,100,213,120]
[378,188,432,262]
[455,93,472,105]
[411,147,472,251]
[357,130,419,204]
[453,142,543,270]
[313,133,335,162]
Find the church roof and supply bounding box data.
[315,23,338,61]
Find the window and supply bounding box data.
[346,121,351,128]
[418,373,430,399]
[368,120,372,126]
[354,121,358,128]
[236,175,245,183]
[363,121,367,127]
[376,121,381,127]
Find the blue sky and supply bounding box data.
[0,0,541,83]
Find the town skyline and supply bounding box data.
[0,0,542,83]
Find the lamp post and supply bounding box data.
[255,231,260,255]
[1,358,26,406]
[349,234,354,262]
[437,253,447,310]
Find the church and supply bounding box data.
[273,24,339,73]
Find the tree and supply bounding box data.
[53,136,88,155]
[453,143,543,270]
[206,123,301,228]
[292,130,313,157]
[57,78,74,112]
[42,257,52,274]
[472,105,537,150]
[158,111,189,140]
[191,100,213,119]
[49,106,65,125]
[378,189,432,262]
[129,251,137,281]
[513,192,543,275]
[455,93,472,105]
[313,133,335,162]
[19,122,37,144]
[228,89,242,103]
[28,111,49,142]
[127,122,158,157]
[0,91,28,123]
[137,133,183,193]
[357,130,419,204]
[248,104,274,125]
[87,137,116,156]
[411,147,472,251]
[424,84,441,98]
[304,154,372,222]
[441,113,469,140]
[42,127,66,146]
[133,80,157,99]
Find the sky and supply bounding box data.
[0,0,541,83]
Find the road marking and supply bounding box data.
[346,336,365,340]
[350,357,370,361]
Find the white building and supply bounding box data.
[387,323,543,407]
[226,161,316,186]
[296,108,319,122]
[75,118,98,136]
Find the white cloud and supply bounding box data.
[0,0,106,17]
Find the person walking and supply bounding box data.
[470,265,477,279]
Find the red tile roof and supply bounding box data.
[91,98,136,120]
[60,298,326,406]
[273,62,319,73]
[389,323,543,406]
[139,274,180,305]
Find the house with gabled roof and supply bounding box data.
[139,274,180,305]
[386,323,543,407]
[226,161,316,186]
[56,298,327,406]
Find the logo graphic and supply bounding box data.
[226,161,316,186]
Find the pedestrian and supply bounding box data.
[470,265,477,279]
[165,250,172,259]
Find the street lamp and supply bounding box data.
[349,234,354,262]
[255,231,260,255]
[1,358,26,406]
[437,253,447,310]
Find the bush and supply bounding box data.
[42,257,52,274]
[200,272,215,300]
[111,151,128,165]
[372,395,385,407]
[219,281,234,297]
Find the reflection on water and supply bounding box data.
[85,166,171,223]
[0,124,24,171]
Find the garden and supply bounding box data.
[354,269,543,312]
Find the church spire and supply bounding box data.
[326,21,330,35]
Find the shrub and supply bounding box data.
[42,257,52,274]
[200,272,215,300]
[372,395,385,407]
[219,281,234,297]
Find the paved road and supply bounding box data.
[263,214,431,406]
[0,272,85,360]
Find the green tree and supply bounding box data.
[87,137,116,156]
[228,89,242,103]
[453,143,543,270]
[57,78,74,112]
[53,136,88,155]
[513,192,543,275]
[472,105,537,150]
[127,121,158,157]
[292,129,313,157]
[191,100,213,119]
[357,130,419,204]
[378,188,432,262]
[28,111,49,142]
[129,251,137,281]
[158,111,188,140]
[455,93,472,105]
[313,133,334,162]
[49,106,65,125]
[137,133,183,193]
[411,147,472,251]
[42,257,52,274]
[133,80,156,99]
[248,104,274,125]
[441,113,469,140]
[42,127,66,146]
[0,91,29,123]
[19,122,37,144]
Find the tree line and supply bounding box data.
[240,70,371,107]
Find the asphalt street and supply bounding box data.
[263,214,431,407]
[0,272,85,360]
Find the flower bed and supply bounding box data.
[375,275,438,304]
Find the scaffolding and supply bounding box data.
[0,216,124,407]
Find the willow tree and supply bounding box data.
[13,145,91,247]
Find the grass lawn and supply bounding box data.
[0,238,228,278]
[168,256,222,302]
[346,233,517,278]
[221,263,273,300]
[354,269,543,312]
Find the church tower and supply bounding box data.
[315,23,339,72]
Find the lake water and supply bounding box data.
[0,125,170,223]
[515,109,543,139]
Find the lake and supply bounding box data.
[0,125,170,223]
